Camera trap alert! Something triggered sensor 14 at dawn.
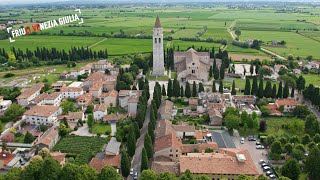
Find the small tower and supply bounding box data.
[152,16,165,76]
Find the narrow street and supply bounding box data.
[128,101,151,179]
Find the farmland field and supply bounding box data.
[53,136,107,164]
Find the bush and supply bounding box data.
[3,73,15,78]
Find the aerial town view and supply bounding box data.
[0,0,320,179]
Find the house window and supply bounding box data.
[192,70,195,74]
[159,38,161,43]
[154,38,157,43]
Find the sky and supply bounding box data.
[1,0,320,5]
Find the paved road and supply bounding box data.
[72,124,95,136]
[110,122,116,136]
[128,102,151,180]
[232,134,266,175]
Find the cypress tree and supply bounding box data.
[198,83,204,93]
[127,129,136,157]
[257,78,264,99]
[212,80,217,92]
[185,82,191,98]
[173,79,180,97]
[141,148,148,171]
[291,86,295,98]
[219,63,225,80]
[162,84,166,96]
[144,133,153,159]
[264,81,272,98]
[251,76,258,95]
[231,80,236,95]
[283,82,289,98]
[214,66,219,80]
[167,79,172,98]
[192,81,197,97]
[180,86,184,97]
[209,66,213,78]
[272,84,277,99]
[244,78,251,95]
[219,81,224,93]
[277,82,283,99]
[121,151,130,177]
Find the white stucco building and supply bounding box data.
[61,86,84,99]
[23,105,62,126]
[16,83,44,107]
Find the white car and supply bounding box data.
[263,166,271,171]
[266,171,272,176]
[269,174,276,179]
[259,159,265,164]
[130,168,134,175]
[134,172,138,180]
[240,140,244,144]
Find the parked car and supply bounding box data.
[266,171,273,176]
[259,159,265,164]
[134,172,138,180]
[240,139,244,144]
[261,163,268,167]
[130,168,134,175]
[256,141,261,145]
[269,174,276,179]
[263,166,271,171]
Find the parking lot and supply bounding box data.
[232,134,268,175]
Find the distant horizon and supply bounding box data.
[2,0,320,6]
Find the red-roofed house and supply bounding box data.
[93,104,108,120]
[275,98,300,112]
[16,83,44,107]
[35,126,59,149]
[100,90,118,107]
[89,154,121,172]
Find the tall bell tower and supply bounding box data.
[152,16,165,76]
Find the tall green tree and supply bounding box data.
[185,82,191,98]
[270,141,282,160]
[167,79,173,98]
[251,76,258,95]
[271,84,277,99]
[139,170,157,180]
[283,82,289,98]
[291,86,295,98]
[231,80,236,95]
[127,128,136,157]
[144,133,153,159]
[173,79,180,97]
[219,63,225,80]
[180,86,184,97]
[264,81,272,98]
[21,158,43,180]
[281,159,301,180]
[24,131,35,143]
[277,82,283,99]
[121,151,131,177]
[39,158,60,180]
[141,148,149,171]
[192,81,197,97]
[219,81,224,93]
[209,66,213,78]
[162,84,166,96]
[98,166,122,180]
[305,147,320,180]
[214,66,219,80]
[87,114,94,130]
[296,75,306,93]
[198,83,204,93]
[244,78,251,95]
[257,78,264,99]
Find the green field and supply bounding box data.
[53,136,107,164]
[92,123,111,134]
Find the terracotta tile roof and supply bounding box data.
[154,15,161,28]
[267,103,277,110]
[17,83,44,99]
[208,109,223,118]
[61,86,83,92]
[155,120,174,138]
[154,133,182,152]
[128,96,139,103]
[194,130,209,140]
[45,92,61,100]
[94,104,107,112]
[180,148,259,176]
[207,103,225,110]
[66,112,84,120]
[276,98,300,106]
[101,90,118,98]
[37,127,59,146]
[50,152,66,164]
[24,105,60,117]
[181,142,218,154]
[51,83,63,87]
[0,152,15,165]
[171,124,195,132]
[89,155,121,172]
[104,113,128,121]
[89,82,103,91]
[232,95,256,102]
[151,161,180,176]
[76,93,92,103]
[158,100,174,115]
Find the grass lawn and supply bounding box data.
[53,136,107,164]
[302,74,320,87]
[92,123,111,135]
[146,75,169,81]
[263,117,305,137]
